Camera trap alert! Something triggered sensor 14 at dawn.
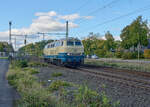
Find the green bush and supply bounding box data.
[49,80,71,91]
[75,85,119,107]
[105,52,114,58]
[13,60,28,68]
[144,49,150,59]
[115,51,123,58]
[52,72,63,77]
[95,49,107,58]
[7,65,68,107]
[122,51,144,59]
[75,85,100,106]
[28,61,48,67]
[121,52,135,59]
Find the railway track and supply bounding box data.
[24,56,150,91]
[77,66,150,91]
[46,63,150,91]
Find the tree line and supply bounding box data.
[0,42,14,52]
[18,16,150,59]
[82,16,150,59]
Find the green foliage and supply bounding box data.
[105,31,114,41]
[144,49,150,59]
[27,68,39,74]
[0,42,14,52]
[52,72,63,77]
[105,52,114,58]
[121,52,135,59]
[14,60,28,68]
[95,49,107,58]
[28,61,48,67]
[120,16,149,50]
[75,85,100,107]
[18,40,53,56]
[49,80,71,91]
[7,62,68,107]
[82,32,118,58]
[75,85,119,107]
[115,51,123,58]
[104,31,116,51]
[121,51,144,59]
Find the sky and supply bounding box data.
[0,0,150,49]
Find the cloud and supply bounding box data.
[59,14,80,21]
[82,16,93,19]
[0,11,92,50]
[102,35,121,41]
[58,14,93,21]
[35,11,57,17]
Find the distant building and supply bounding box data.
[129,39,150,52]
[147,39,150,49]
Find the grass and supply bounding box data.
[0,57,8,59]
[48,80,71,91]
[52,72,63,77]
[7,60,119,107]
[28,61,48,67]
[75,85,119,107]
[23,67,39,74]
[85,59,150,72]
[7,63,68,107]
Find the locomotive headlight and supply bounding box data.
[67,53,71,56]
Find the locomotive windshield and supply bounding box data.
[67,40,82,46]
[75,41,82,46]
[67,41,74,46]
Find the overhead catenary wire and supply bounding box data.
[72,0,90,13]
[72,0,120,37]
[77,0,120,24]
[79,4,150,34]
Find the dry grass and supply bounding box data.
[85,59,150,72]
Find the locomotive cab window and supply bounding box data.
[75,41,82,46]
[61,41,63,46]
[67,41,74,46]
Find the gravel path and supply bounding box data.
[0,59,18,107]
[36,65,150,107]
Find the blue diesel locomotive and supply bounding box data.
[43,37,84,67]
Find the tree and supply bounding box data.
[104,31,115,51]
[120,16,149,50]
[105,31,114,41]
[0,42,14,52]
[18,40,53,56]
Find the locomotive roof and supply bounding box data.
[60,37,80,41]
[46,37,81,46]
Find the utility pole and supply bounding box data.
[138,34,140,61]
[24,35,27,46]
[15,35,16,50]
[43,33,45,41]
[9,21,12,44]
[66,21,69,40]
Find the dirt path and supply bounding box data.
[0,59,18,107]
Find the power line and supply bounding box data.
[77,0,120,24]
[73,0,90,13]
[72,0,120,37]
[80,4,150,34]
